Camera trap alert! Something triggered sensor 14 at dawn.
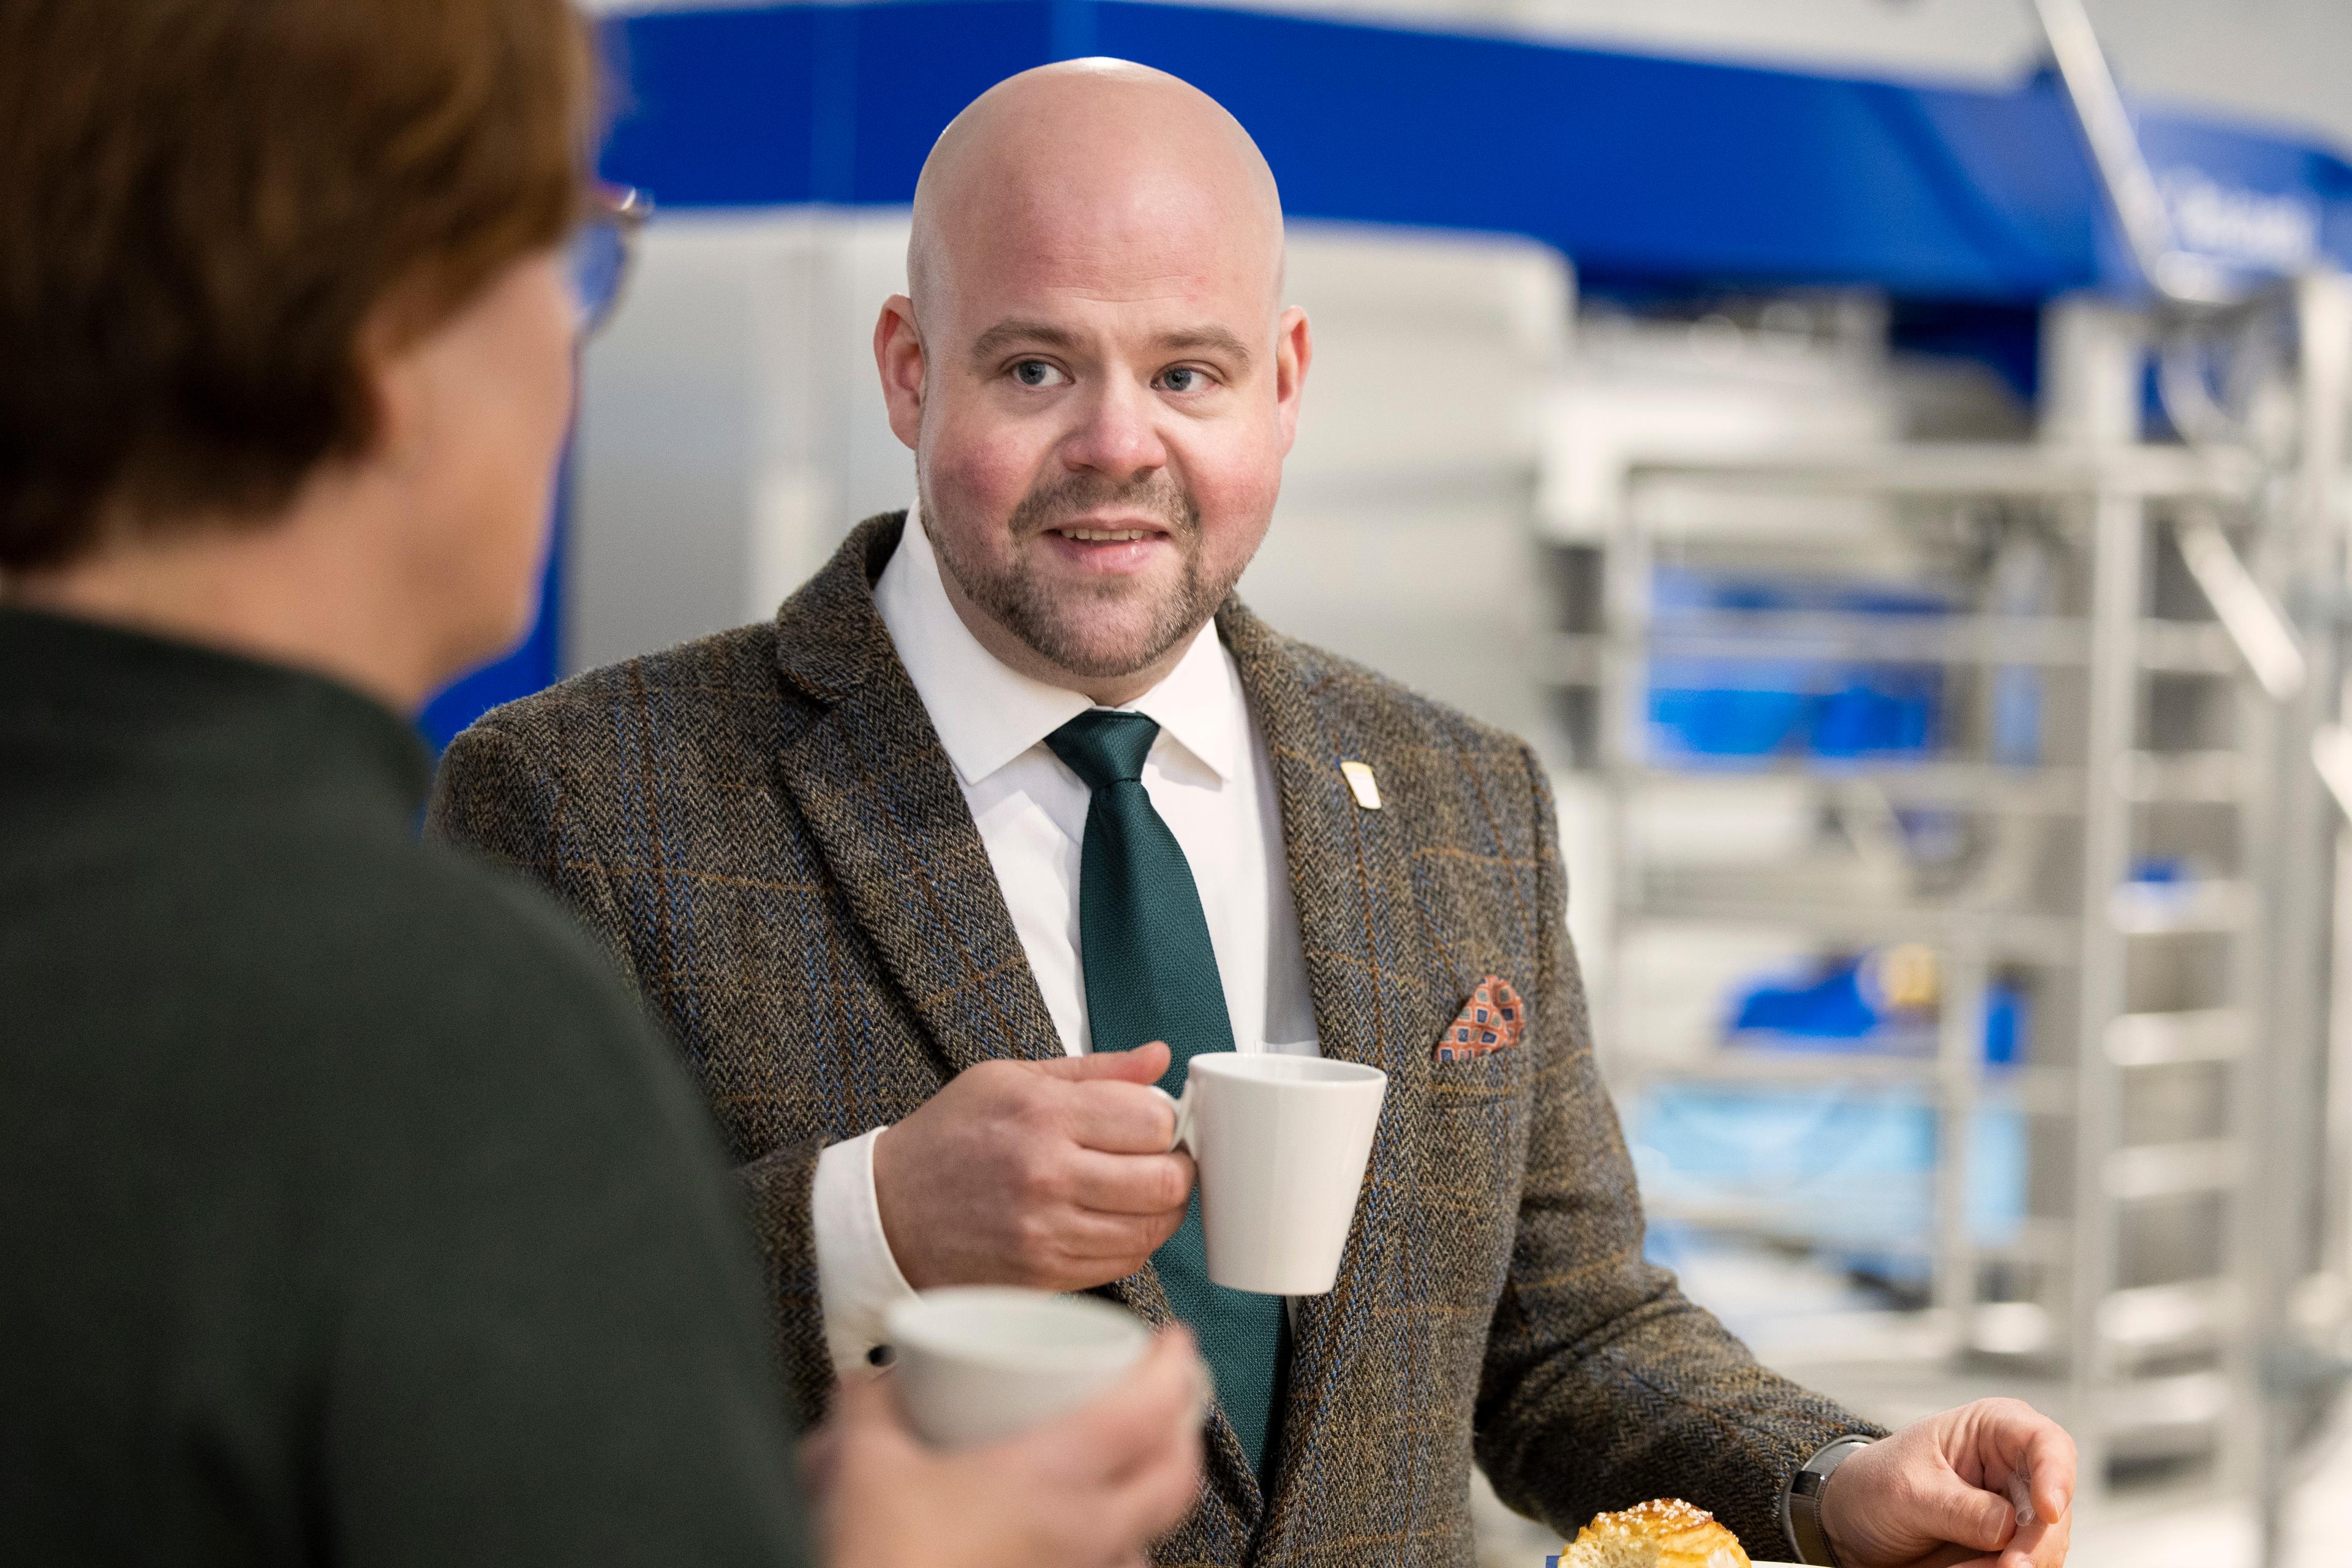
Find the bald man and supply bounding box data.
[434,61,2075,1568]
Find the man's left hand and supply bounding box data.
[1816,1398,2075,1568]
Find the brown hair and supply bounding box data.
[0,0,596,570]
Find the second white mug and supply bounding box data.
[885,1286,1151,1449]
[1156,1052,1387,1295]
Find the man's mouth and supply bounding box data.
[1031,515,1178,576]
[1055,526,1158,543]
[1039,512,1175,545]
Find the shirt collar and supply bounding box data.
[872,502,1239,787]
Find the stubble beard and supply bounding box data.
[921,470,1242,680]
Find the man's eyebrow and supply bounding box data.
[969,319,1081,362]
[1159,326,1254,367]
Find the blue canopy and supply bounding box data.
[598,0,2352,304]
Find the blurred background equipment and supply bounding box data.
[480,1,2352,1560]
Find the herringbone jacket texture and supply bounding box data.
[429,514,1879,1566]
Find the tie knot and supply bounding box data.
[1046,709,1160,790]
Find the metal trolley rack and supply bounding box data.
[1541,281,2352,1521]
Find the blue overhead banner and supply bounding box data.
[597,0,2352,304]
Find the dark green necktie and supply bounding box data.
[1046,709,1287,1483]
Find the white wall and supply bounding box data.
[1241,227,1569,739]
[567,212,911,674]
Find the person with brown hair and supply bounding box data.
[0,4,1201,1566]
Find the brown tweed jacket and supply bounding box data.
[429,514,1878,1566]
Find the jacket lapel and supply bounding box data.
[766,520,1240,1522]
[767,514,1065,1081]
[1221,601,1431,1557]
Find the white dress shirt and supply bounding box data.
[809,508,1321,1369]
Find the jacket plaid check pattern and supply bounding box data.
[429,514,1879,1566]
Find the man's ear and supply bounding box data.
[1273,306,1311,456]
[874,295,926,451]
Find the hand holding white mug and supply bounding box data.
[872,1042,1194,1291]
[804,1325,1205,1568]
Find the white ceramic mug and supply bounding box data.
[885,1286,1152,1449]
[1155,1053,1387,1295]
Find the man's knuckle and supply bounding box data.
[1012,1217,1057,1275]
[1017,1152,1066,1204]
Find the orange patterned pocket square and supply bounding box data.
[1435,975,1525,1063]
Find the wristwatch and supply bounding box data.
[1781,1434,1874,1566]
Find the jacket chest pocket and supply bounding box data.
[1425,1043,1531,1170]
[1403,1041,1532,1317]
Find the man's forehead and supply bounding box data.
[930,222,1280,335]
[957,179,1269,270]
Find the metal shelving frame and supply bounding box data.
[2252,271,2352,1563]
[1548,287,2352,1511]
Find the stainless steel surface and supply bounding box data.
[2251,269,2352,1568]
[2174,516,2307,701]
[2059,300,2147,1501]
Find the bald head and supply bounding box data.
[874,61,1310,704]
[908,59,1284,323]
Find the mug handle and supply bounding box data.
[1147,1081,1196,1155]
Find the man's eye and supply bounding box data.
[1012,360,1064,388]
[1159,367,1206,393]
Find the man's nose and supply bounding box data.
[1060,377,1168,483]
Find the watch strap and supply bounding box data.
[1781,1434,1874,1566]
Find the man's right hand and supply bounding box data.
[872,1042,1194,1291]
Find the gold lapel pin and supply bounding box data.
[1340,760,1382,810]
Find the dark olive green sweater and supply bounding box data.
[0,607,813,1566]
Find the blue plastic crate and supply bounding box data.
[1648,567,1952,766]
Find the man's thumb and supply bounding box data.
[1037,1041,1174,1084]
[1917,1470,2013,1551]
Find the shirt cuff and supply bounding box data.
[811,1126,920,1373]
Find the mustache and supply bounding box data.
[1008,473,1199,540]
